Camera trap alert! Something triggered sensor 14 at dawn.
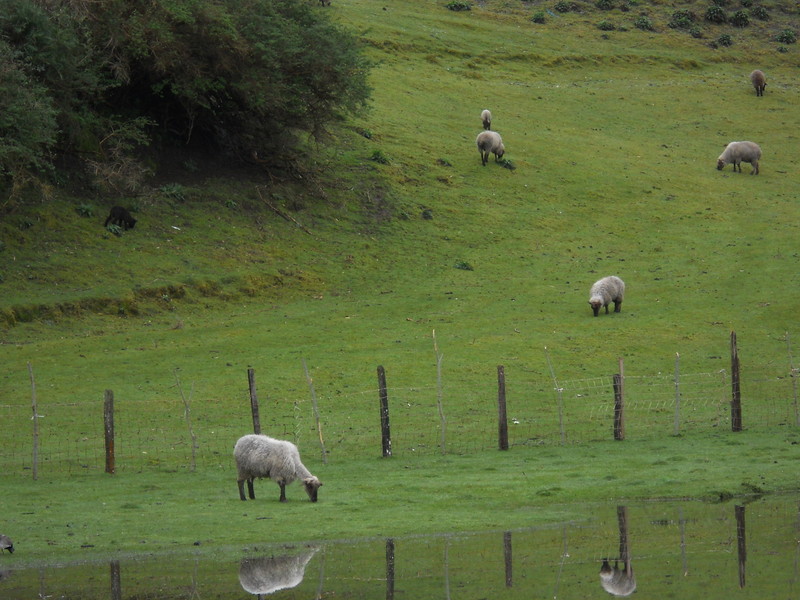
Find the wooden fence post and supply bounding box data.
[104,390,115,474]
[378,366,392,457]
[303,359,327,465]
[28,362,39,481]
[731,331,742,432]
[613,374,625,441]
[497,365,509,450]
[247,368,261,434]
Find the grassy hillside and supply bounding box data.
[1,0,799,562]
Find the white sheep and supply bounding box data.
[588,276,625,317]
[750,70,766,96]
[476,131,505,166]
[717,141,761,175]
[481,109,492,130]
[239,548,319,596]
[234,434,322,502]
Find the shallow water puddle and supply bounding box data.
[1,495,797,599]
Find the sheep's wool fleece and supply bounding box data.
[234,434,311,482]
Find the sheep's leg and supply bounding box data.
[751,160,759,175]
[279,483,287,502]
[247,478,256,499]
[605,305,609,314]
[614,300,622,313]
[237,479,247,501]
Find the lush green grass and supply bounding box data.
[1,0,799,565]
[3,430,798,567]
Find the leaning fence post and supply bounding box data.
[247,368,261,434]
[497,365,509,450]
[613,359,625,441]
[104,390,115,474]
[378,366,392,457]
[731,331,742,432]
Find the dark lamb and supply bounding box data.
[104,206,137,230]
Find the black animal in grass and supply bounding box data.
[104,206,137,230]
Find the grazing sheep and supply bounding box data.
[104,206,137,230]
[234,434,322,502]
[476,131,505,166]
[750,70,766,96]
[239,548,318,598]
[0,535,13,554]
[481,109,492,130]
[600,559,636,597]
[717,141,761,175]
[588,276,625,317]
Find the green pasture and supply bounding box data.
[1,0,799,564]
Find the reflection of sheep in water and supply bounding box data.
[234,434,322,502]
[481,109,492,130]
[600,559,636,597]
[717,141,761,175]
[239,548,318,599]
[476,131,505,166]
[0,535,13,554]
[588,276,625,317]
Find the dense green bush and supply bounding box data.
[598,20,616,30]
[705,5,727,23]
[634,14,654,30]
[445,0,472,10]
[554,1,578,13]
[668,9,696,29]
[532,11,547,23]
[0,0,372,203]
[751,5,769,20]
[0,40,58,190]
[717,33,733,46]
[595,0,614,10]
[776,29,797,43]
[730,10,749,27]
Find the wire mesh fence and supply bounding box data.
[2,348,798,478]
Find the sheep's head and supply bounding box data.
[589,299,603,316]
[497,144,505,159]
[716,158,726,170]
[303,477,322,502]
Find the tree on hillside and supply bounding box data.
[0,0,371,203]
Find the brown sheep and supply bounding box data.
[750,70,766,96]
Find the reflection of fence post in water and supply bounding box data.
[503,531,513,587]
[735,505,747,588]
[617,506,629,561]
[385,538,395,600]
[110,560,121,600]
